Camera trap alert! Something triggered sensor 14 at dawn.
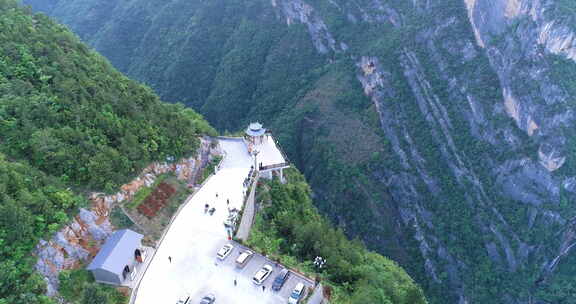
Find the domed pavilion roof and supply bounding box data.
[246,122,266,137]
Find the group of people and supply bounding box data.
[243,166,255,188]
[204,193,234,215]
[204,203,216,215]
[203,193,219,215]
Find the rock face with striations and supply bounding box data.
[24,0,576,302]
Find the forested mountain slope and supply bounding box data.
[0,1,215,302]
[23,0,576,302]
[248,168,426,303]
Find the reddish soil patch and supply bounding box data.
[137,182,176,218]
[117,287,131,297]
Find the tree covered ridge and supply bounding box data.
[247,169,427,304]
[0,0,216,192]
[0,154,83,304]
[0,1,215,303]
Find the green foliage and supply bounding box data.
[197,155,223,185]
[0,154,83,304]
[23,0,326,133]
[109,206,134,229]
[59,269,127,304]
[23,0,576,302]
[0,1,215,302]
[0,1,216,191]
[247,169,427,304]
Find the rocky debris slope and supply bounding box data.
[35,138,219,296]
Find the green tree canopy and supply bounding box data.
[0,1,216,302]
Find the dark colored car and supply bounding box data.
[271,268,291,291]
[176,295,190,304]
[200,294,215,304]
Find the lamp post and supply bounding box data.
[253,149,260,172]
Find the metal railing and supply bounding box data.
[259,162,290,171]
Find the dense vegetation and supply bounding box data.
[0,1,214,303]
[247,169,427,304]
[59,269,127,304]
[0,0,215,191]
[21,0,576,302]
[0,155,81,304]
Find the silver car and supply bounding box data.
[200,294,215,304]
[252,264,273,285]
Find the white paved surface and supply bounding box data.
[134,139,307,304]
[256,136,286,167]
[135,139,258,304]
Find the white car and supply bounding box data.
[216,244,234,260]
[288,283,305,304]
[252,264,273,285]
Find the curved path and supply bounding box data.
[134,139,255,304]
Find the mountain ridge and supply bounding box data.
[0,1,214,302]
[22,0,576,302]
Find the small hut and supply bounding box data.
[87,229,145,285]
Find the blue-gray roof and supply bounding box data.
[246,122,266,137]
[87,229,143,274]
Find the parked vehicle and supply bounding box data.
[235,250,254,268]
[176,295,190,304]
[216,244,234,260]
[271,268,291,291]
[252,264,273,285]
[288,283,305,304]
[199,294,215,304]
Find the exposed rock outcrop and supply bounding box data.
[274,0,576,302]
[34,138,219,296]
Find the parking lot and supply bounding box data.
[134,140,314,304]
[204,239,314,303]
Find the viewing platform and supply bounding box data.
[244,122,290,182]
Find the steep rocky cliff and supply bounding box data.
[24,0,576,302]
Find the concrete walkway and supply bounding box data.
[307,283,326,304]
[133,139,254,304]
[123,246,155,290]
[131,138,323,304]
[236,174,259,240]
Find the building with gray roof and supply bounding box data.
[87,229,144,285]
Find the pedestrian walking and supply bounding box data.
[168,256,172,263]
[227,199,230,205]
[234,279,237,286]
[262,286,266,292]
